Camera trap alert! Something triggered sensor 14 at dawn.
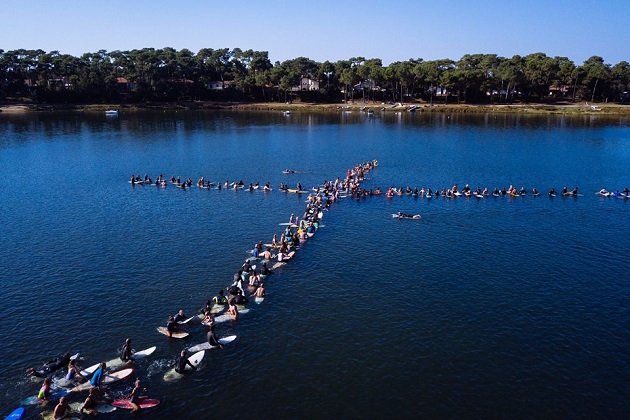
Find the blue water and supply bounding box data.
[1,110,629,418]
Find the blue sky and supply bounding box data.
[2,0,627,66]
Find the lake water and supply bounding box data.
[1,110,629,419]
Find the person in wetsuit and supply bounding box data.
[206,324,224,348]
[175,350,197,374]
[26,352,72,378]
[120,338,133,362]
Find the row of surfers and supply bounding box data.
[379,184,581,198]
[186,161,376,328]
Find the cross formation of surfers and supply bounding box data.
[17,160,378,418]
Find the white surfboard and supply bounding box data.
[80,346,156,377]
[214,308,249,323]
[254,296,265,304]
[156,326,189,339]
[188,336,237,352]
[163,351,204,382]
[70,367,134,392]
[177,316,195,325]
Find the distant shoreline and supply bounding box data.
[2,101,630,116]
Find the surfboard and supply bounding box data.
[392,213,421,219]
[214,308,249,323]
[4,408,24,420]
[68,402,116,413]
[21,389,70,406]
[254,296,265,304]
[177,316,195,325]
[188,336,237,352]
[70,367,134,393]
[112,398,160,409]
[40,411,81,420]
[156,326,189,339]
[80,346,157,377]
[163,351,204,381]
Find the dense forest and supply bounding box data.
[0,48,628,105]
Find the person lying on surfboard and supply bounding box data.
[25,352,72,378]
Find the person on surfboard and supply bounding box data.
[175,350,197,374]
[227,298,239,319]
[129,379,144,412]
[53,396,70,419]
[81,388,99,415]
[206,324,224,349]
[212,290,228,305]
[166,316,177,337]
[120,338,133,362]
[253,283,266,298]
[90,363,106,388]
[173,310,187,323]
[25,352,72,378]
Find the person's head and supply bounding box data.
[126,338,131,345]
[100,362,106,368]
[180,350,186,357]
[178,310,184,316]
[218,290,224,295]
[59,396,67,405]
[44,377,51,385]
[63,352,70,359]
[169,315,174,321]
[260,283,264,288]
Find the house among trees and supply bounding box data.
[291,77,319,92]
[207,80,232,90]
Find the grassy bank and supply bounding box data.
[2,100,630,116]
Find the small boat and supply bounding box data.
[283,110,292,116]
[105,110,119,116]
[408,105,419,112]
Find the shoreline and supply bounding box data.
[1,101,630,116]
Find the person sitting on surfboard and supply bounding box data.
[53,396,70,419]
[206,325,224,349]
[81,388,99,415]
[227,298,239,319]
[234,289,248,305]
[260,263,271,277]
[64,359,86,383]
[166,316,177,337]
[201,312,214,327]
[175,350,197,374]
[173,310,187,324]
[129,379,144,412]
[120,338,133,362]
[38,377,52,401]
[90,363,106,388]
[212,290,228,305]
[549,187,556,196]
[253,283,266,298]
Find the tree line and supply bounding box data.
[0,48,628,104]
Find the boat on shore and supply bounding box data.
[105,110,119,116]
